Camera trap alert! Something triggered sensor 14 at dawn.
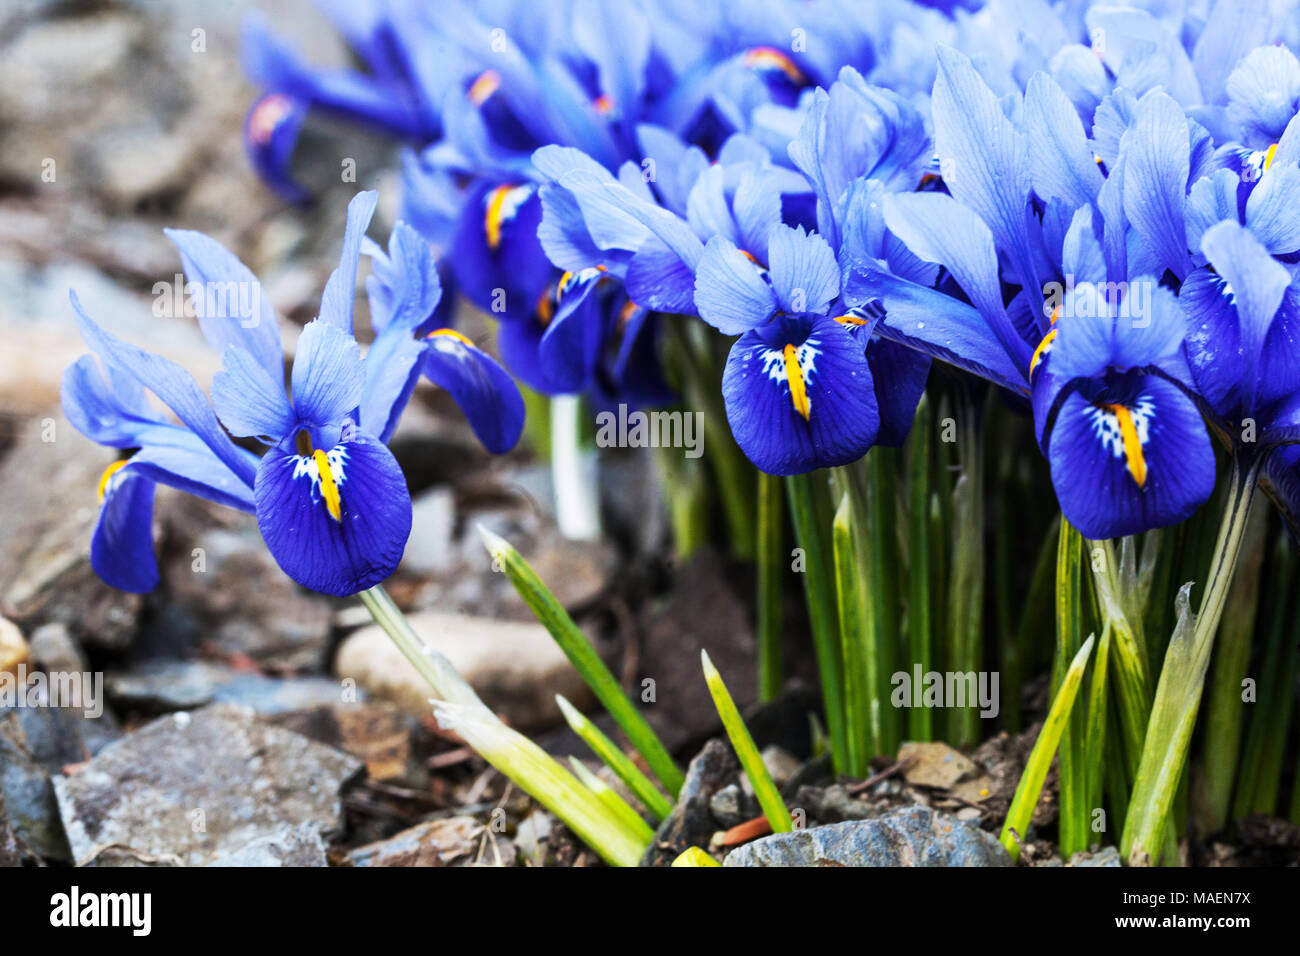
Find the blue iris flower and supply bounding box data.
[844,48,1224,539]
[63,192,518,597]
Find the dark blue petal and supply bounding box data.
[1046,377,1215,539]
[536,274,605,394]
[451,181,553,321]
[254,428,412,596]
[242,92,311,204]
[721,314,879,475]
[90,463,159,594]
[867,339,930,448]
[422,331,526,454]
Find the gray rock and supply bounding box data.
[401,486,456,574]
[642,739,737,867]
[709,783,748,829]
[27,622,86,675]
[1068,846,1122,867]
[159,516,333,671]
[207,823,329,867]
[723,806,1013,867]
[349,816,515,867]
[0,420,141,651]
[0,712,68,861]
[53,704,362,866]
[105,661,349,716]
[0,788,36,866]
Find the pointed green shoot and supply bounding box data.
[557,695,673,821]
[1000,634,1096,862]
[479,526,684,796]
[701,650,792,833]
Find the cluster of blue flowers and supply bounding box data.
[67,0,1300,598]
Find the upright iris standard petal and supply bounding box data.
[90,463,160,594]
[421,330,526,454]
[254,428,412,596]
[319,191,379,334]
[290,320,366,429]
[211,346,296,440]
[767,225,839,315]
[722,314,879,476]
[1045,376,1215,539]
[693,236,777,334]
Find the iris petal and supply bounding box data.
[254,429,412,596]
[722,314,879,475]
[90,464,160,594]
[1046,377,1215,539]
[422,332,526,454]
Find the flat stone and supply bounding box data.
[899,741,979,789]
[723,806,1012,867]
[53,704,362,866]
[335,611,592,729]
[349,817,513,867]
[207,823,329,867]
[0,788,36,865]
[105,661,349,715]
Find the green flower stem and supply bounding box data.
[359,586,649,867]
[833,491,878,776]
[1194,503,1267,834]
[1235,538,1298,817]
[701,650,792,833]
[479,527,685,796]
[756,471,785,702]
[1054,521,1091,858]
[907,396,934,740]
[1121,456,1260,865]
[556,694,673,822]
[946,407,984,747]
[358,585,487,710]
[1000,634,1096,862]
[785,472,848,773]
